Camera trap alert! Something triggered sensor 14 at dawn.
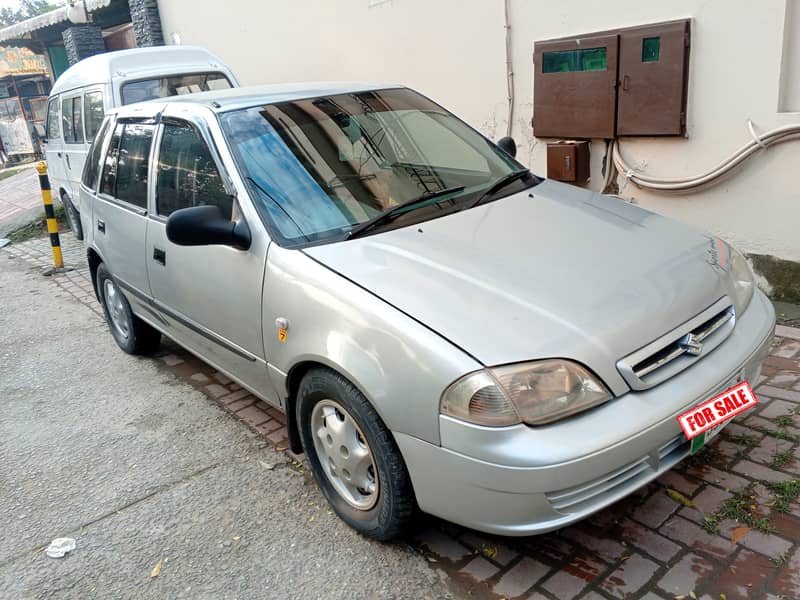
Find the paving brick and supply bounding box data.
[255,419,282,434]
[212,371,232,385]
[561,527,624,562]
[492,557,549,598]
[600,553,658,599]
[774,340,800,358]
[525,535,573,565]
[204,383,229,399]
[771,511,800,540]
[460,532,517,566]
[266,429,288,444]
[680,485,733,524]
[764,355,800,372]
[738,528,792,557]
[768,372,800,387]
[218,389,253,406]
[732,459,792,482]
[772,545,800,598]
[228,383,243,391]
[237,405,270,427]
[226,396,258,413]
[541,554,603,598]
[459,556,499,581]
[660,516,735,559]
[685,464,749,491]
[758,386,800,403]
[630,490,679,528]
[657,470,702,496]
[759,398,798,419]
[708,548,771,600]
[416,528,469,561]
[748,437,794,465]
[657,552,715,596]
[617,518,681,562]
[776,325,800,341]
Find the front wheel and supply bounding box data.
[96,263,161,355]
[297,368,416,540]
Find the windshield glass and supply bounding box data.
[220,88,531,246]
[121,72,232,105]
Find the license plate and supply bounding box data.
[676,381,758,453]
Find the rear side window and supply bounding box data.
[61,96,84,144]
[121,72,232,105]
[46,97,60,140]
[82,117,111,190]
[155,122,230,218]
[115,123,154,208]
[100,123,122,197]
[84,91,104,139]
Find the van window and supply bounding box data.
[121,72,231,105]
[61,96,85,144]
[82,117,111,190]
[100,123,122,197]
[84,91,104,139]
[156,122,231,218]
[46,97,60,140]
[115,123,154,208]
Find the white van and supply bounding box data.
[44,46,239,238]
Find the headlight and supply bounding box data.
[441,360,612,427]
[728,243,754,315]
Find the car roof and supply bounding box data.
[50,46,233,96]
[111,81,401,119]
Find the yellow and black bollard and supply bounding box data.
[36,161,64,269]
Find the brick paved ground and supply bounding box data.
[5,232,800,599]
[0,166,42,236]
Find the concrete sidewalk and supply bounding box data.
[0,165,43,238]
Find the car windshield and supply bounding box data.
[220,88,533,246]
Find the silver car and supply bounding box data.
[79,83,775,540]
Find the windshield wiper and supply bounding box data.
[466,169,531,209]
[244,176,310,241]
[346,185,465,240]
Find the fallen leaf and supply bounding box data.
[258,461,275,470]
[667,489,696,508]
[232,536,240,541]
[689,592,697,599]
[150,558,163,578]
[731,526,750,545]
[482,546,498,559]
[720,594,727,600]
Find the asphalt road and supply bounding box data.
[0,257,453,599]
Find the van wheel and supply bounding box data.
[96,263,160,354]
[61,194,83,240]
[297,367,415,540]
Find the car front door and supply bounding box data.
[146,116,273,399]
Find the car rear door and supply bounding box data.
[145,113,273,399]
[60,93,85,202]
[44,95,67,192]
[92,117,153,309]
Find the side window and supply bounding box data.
[115,123,154,208]
[61,97,74,141]
[84,91,104,139]
[82,117,111,190]
[46,97,60,140]
[155,122,231,218]
[100,123,123,197]
[71,95,84,143]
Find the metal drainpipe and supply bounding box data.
[504,0,514,137]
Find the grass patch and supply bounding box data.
[767,478,800,513]
[703,487,776,534]
[771,552,790,568]
[754,426,800,444]
[6,205,66,243]
[775,415,795,428]
[0,166,25,182]
[770,450,794,469]
[728,433,760,447]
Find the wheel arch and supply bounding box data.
[86,247,103,301]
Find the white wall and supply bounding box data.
[158,0,800,261]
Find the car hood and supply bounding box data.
[304,180,734,394]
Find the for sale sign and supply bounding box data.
[676,381,758,440]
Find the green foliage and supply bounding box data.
[0,1,58,28]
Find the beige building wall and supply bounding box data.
[158,0,800,262]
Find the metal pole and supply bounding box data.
[36,161,64,269]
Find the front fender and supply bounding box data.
[262,245,480,445]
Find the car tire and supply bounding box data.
[96,263,161,355]
[297,367,416,540]
[61,194,83,240]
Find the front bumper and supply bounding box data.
[396,290,775,536]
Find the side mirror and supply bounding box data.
[496,136,517,159]
[166,204,251,250]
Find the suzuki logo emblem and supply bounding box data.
[679,333,703,356]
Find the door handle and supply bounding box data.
[97,219,105,234]
[65,154,71,169]
[153,247,166,265]
[57,152,62,158]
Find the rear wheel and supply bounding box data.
[297,367,416,540]
[96,263,160,354]
[61,194,83,240]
